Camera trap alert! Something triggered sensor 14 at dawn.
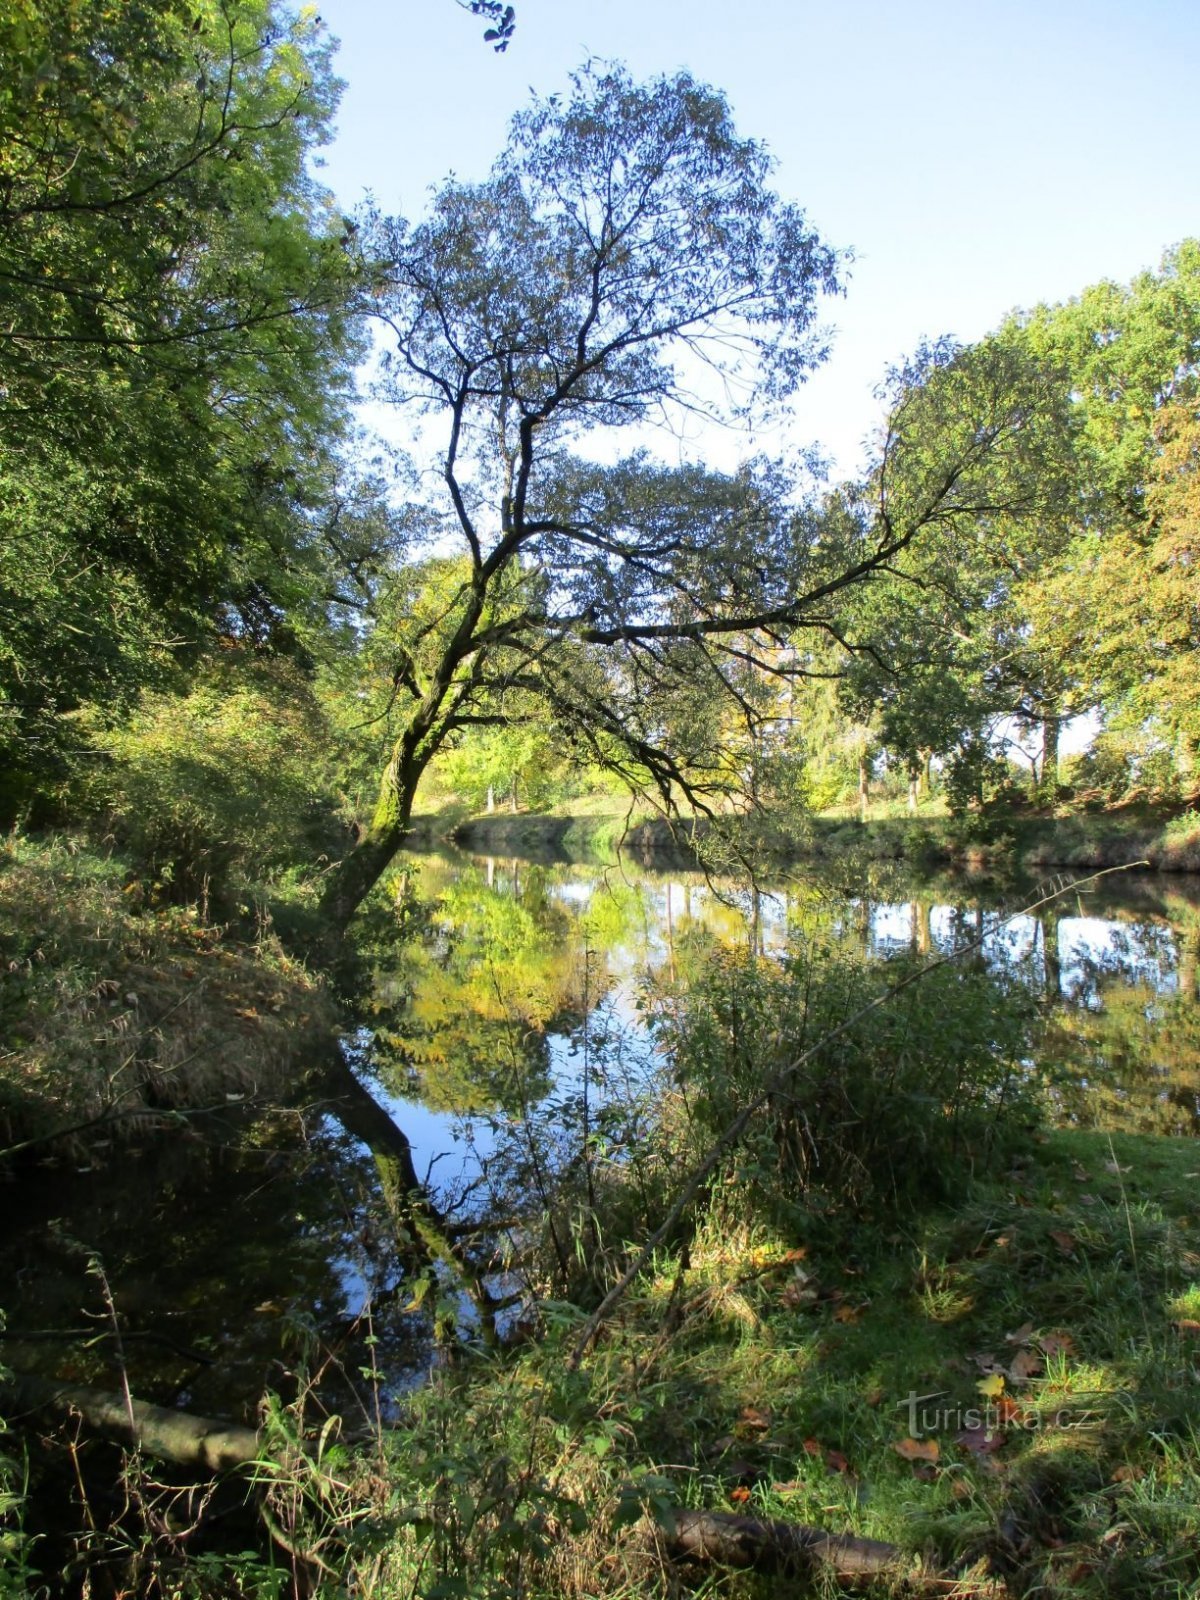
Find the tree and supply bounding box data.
[319,67,1069,929]
[0,0,358,818]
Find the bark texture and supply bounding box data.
[664,1509,905,1581]
[1,1373,260,1472]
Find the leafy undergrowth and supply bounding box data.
[319,1129,1200,1600]
[0,833,334,1155]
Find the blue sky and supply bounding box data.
[315,0,1200,477]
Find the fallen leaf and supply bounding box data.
[892,1437,939,1463]
[912,1461,939,1482]
[833,1302,864,1324]
[1039,1331,1076,1359]
[977,1373,1006,1399]
[1072,1163,1090,1182]
[1110,1463,1144,1483]
[781,1281,819,1309]
[802,1438,823,1458]
[1173,1319,1200,1339]
[737,1406,771,1433]
[1009,1349,1042,1382]
[995,1396,1025,1424]
[729,1485,752,1504]
[1005,1321,1035,1346]
[863,1386,885,1408]
[772,1480,801,1495]
[957,1425,1005,1456]
[970,1352,1003,1374]
[1049,1229,1078,1257]
[824,1448,851,1475]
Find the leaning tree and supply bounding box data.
[321,66,1061,928]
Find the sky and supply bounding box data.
[313,0,1200,479]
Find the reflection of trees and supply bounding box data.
[1043,983,1200,1135]
[368,860,615,1114]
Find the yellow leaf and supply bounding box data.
[977,1373,1006,1399]
[892,1437,939,1463]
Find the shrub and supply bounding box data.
[79,655,335,906]
[653,943,1041,1216]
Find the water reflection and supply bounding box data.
[4,849,1195,1427]
[371,851,1200,1147]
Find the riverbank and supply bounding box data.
[0,833,335,1158]
[443,802,1200,877]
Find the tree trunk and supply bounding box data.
[1042,712,1060,797]
[486,785,495,813]
[662,1509,904,1583]
[858,759,869,823]
[1,1373,260,1472]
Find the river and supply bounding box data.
[3,846,1198,1422]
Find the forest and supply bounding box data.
[2,2,1199,1597]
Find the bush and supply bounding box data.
[79,655,335,906]
[654,944,1041,1216]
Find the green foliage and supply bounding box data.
[0,1336,30,1600]
[656,944,1041,1215]
[0,0,357,814]
[79,657,336,904]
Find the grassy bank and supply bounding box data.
[219,1129,1199,1600]
[0,833,334,1157]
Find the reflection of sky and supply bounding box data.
[859,900,1181,1007]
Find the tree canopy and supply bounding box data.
[0,0,357,818]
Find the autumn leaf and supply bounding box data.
[1039,1331,1076,1359]
[729,1485,752,1504]
[833,1302,864,1324]
[1009,1348,1042,1382]
[824,1448,851,1475]
[781,1281,819,1309]
[892,1437,939,1463]
[1173,1319,1200,1339]
[1110,1463,1145,1483]
[1004,1321,1035,1346]
[802,1437,823,1457]
[956,1425,1005,1456]
[977,1373,1006,1399]
[1049,1229,1078,1257]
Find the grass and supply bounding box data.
[234,1128,1198,1600]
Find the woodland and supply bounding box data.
[1,1,1199,1597]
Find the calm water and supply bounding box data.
[4,847,1198,1415]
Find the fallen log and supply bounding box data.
[664,1509,905,1582]
[1,1373,261,1473]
